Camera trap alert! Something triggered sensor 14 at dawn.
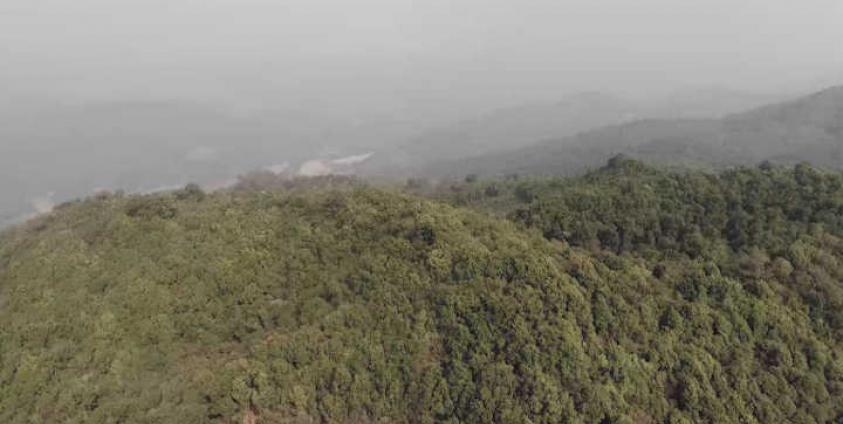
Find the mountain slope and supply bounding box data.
[380,92,636,171]
[426,86,843,177]
[365,88,784,176]
[1,168,842,423]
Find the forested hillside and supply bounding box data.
[1,162,843,423]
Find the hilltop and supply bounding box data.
[1,162,842,423]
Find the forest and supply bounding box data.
[1,158,842,423]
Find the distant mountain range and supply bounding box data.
[385,92,637,167]
[365,87,785,175]
[419,86,843,177]
[0,85,833,225]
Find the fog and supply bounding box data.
[2,0,843,223]
[5,0,843,107]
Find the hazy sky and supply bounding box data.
[2,0,843,224]
[2,0,843,116]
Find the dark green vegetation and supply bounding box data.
[2,161,843,423]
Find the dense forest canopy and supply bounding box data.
[3,1,843,422]
[1,159,842,423]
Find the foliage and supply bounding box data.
[1,161,842,423]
